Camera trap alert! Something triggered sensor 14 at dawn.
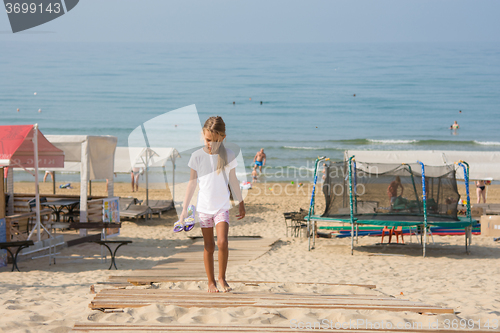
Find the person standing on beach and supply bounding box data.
[253,148,266,172]
[387,176,404,204]
[43,170,54,182]
[476,180,486,203]
[177,116,245,293]
[252,166,258,183]
[130,167,142,192]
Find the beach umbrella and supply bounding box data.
[138,147,158,206]
[0,124,64,242]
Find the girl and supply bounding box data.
[177,116,245,293]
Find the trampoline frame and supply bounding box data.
[306,156,475,257]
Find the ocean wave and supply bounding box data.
[473,140,500,146]
[283,146,326,150]
[325,138,497,146]
[282,146,341,151]
[367,139,418,144]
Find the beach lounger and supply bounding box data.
[472,203,500,215]
[148,199,174,218]
[119,197,151,223]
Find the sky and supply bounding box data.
[1,0,500,43]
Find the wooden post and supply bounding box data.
[52,172,56,195]
[0,167,4,219]
[0,167,6,242]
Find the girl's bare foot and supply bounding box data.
[207,282,219,293]
[218,278,232,292]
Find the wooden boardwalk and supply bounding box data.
[73,323,498,333]
[90,288,453,313]
[78,236,460,332]
[107,237,279,284]
[73,323,496,333]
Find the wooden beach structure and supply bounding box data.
[73,236,464,332]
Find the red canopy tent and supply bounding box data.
[0,124,64,242]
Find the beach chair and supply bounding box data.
[292,210,308,237]
[381,226,404,244]
[283,209,308,237]
[410,225,434,244]
[148,199,174,218]
[283,212,295,237]
[119,197,152,223]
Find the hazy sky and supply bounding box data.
[1,0,500,43]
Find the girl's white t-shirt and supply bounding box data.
[188,147,238,214]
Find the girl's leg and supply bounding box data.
[481,189,486,203]
[201,227,218,293]
[476,188,481,204]
[216,221,230,292]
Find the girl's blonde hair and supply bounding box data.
[203,116,227,174]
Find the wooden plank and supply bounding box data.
[89,300,453,313]
[93,295,411,304]
[87,207,102,214]
[90,292,438,306]
[72,323,497,333]
[98,289,383,298]
[92,298,429,308]
[120,278,376,289]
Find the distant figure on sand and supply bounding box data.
[177,116,245,293]
[43,170,54,182]
[253,148,266,172]
[131,167,143,192]
[252,166,258,183]
[476,180,486,203]
[387,176,404,203]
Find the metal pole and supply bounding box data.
[353,160,357,215]
[404,163,422,213]
[146,149,149,206]
[348,156,355,255]
[172,157,175,204]
[33,124,42,243]
[458,161,471,253]
[417,160,427,257]
[307,156,327,251]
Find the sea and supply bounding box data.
[1,42,500,184]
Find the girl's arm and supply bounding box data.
[228,168,245,220]
[179,168,198,222]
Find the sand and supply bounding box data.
[1,181,500,332]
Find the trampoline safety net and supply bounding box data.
[322,161,460,223]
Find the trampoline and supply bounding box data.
[306,156,476,257]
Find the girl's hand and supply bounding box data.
[236,201,245,220]
[178,209,188,223]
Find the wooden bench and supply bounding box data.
[0,240,34,271]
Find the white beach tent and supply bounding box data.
[114,147,180,205]
[344,150,500,180]
[45,135,118,222]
